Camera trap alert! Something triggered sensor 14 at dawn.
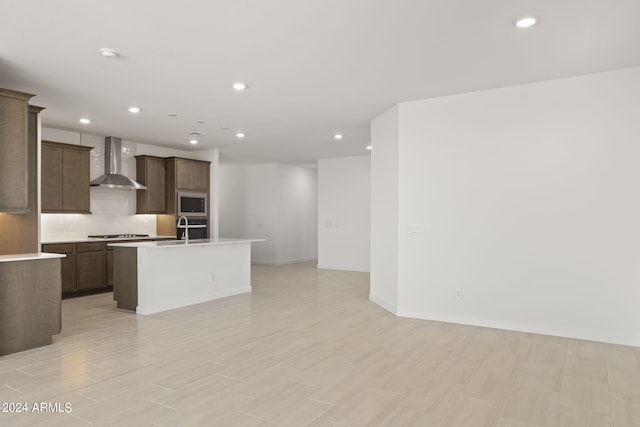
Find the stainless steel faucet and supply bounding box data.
[177,216,189,242]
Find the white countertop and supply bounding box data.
[108,238,265,248]
[0,253,66,263]
[41,235,176,244]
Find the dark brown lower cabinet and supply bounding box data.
[107,248,113,286]
[42,243,77,293]
[76,251,107,291]
[42,242,107,295]
[42,238,174,298]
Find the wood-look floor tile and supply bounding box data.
[236,381,316,421]
[610,393,640,427]
[270,397,334,426]
[607,366,640,398]
[558,376,611,415]
[310,372,383,406]
[463,367,517,402]
[438,396,504,427]
[376,405,442,426]
[227,365,300,398]
[555,405,613,427]
[513,360,563,392]
[563,356,608,382]
[71,383,171,423]
[3,262,638,425]
[96,401,178,427]
[501,387,558,427]
[152,374,238,410]
[328,389,405,426]
[155,390,252,427]
[401,377,465,417]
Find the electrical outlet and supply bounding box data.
[57,221,64,230]
[455,289,463,299]
[209,273,216,283]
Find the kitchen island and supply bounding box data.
[109,238,264,315]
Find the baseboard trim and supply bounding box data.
[369,293,397,315]
[396,309,640,347]
[252,257,317,266]
[317,263,370,273]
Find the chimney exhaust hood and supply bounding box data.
[90,137,147,190]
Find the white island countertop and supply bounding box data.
[108,238,264,248]
[0,253,66,263]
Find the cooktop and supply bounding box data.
[87,234,150,239]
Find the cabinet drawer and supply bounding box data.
[42,243,75,254]
[77,242,106,252]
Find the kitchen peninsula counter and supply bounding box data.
[109,238,264,315]
[0,253,65,355]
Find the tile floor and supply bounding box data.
[1,262,639,426]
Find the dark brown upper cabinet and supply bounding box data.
[135,155,166,214]
[41,141,92,213]
[0,88,35,212]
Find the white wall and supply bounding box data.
[40,128,218,241]
[218,163,318,265]
[276,164,318,264]
[369,106,400,313]
[371,67,640,346]
[317,156,370,272]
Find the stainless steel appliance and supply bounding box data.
[177,192,207,217]
[176,218,207,240]
[88,233,150,239]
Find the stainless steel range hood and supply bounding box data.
[90,137,147,190]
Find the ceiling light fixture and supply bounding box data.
[79,118,91,124]
[232,82,247,91]
[99,48,118,58]
[168,113,178,117]
[128,107,140,113]
[189,139,198,145]
[514,16,537,28]
[366,144,372,150]
[334,133,343,140]
[236,132,245,138]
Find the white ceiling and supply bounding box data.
[2,0,640,164]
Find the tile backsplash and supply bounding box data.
[40,131,157,241]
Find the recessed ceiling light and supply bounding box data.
[99,48,118,58]
[189,139,198,145]
[514,17,537,28]
[232,82,247,91]
[196,120,206,124]
[79,118,91,124]
[128,107,140,113]
[168,113,178,117]
[334,133,343,140]
[366,145,372,150]
[236,132,245,138]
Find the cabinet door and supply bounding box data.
[146,157,166,212]
[76,251,106,290]
[175,159,193,190]
[62,148,90,213]
[42,243,76,293]
[190,161,209,191]
[41,144,61,211]
[0,89,32,211]
[61,253,77,293]
[106,248,113,287]
[176,159,208,191]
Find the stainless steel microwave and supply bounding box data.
[177,192,207,217]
